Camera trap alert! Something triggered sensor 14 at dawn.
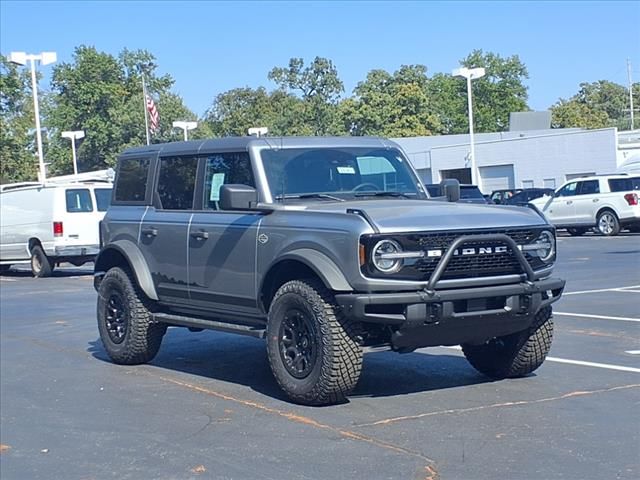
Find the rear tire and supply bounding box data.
[462,306,554,379]
[97,267,165,365]
[30,245,53,278]
[266,279,363,406]
[566,227,587,236]
[597,210,620,236]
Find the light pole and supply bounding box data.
[8,51,57,182]
[61,130,85,175]
[172,121,198,141]
[452,67,485,189]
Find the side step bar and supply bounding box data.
[153,313,266,339]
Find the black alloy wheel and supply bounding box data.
[105,291,128,344]
[279,308,318,379]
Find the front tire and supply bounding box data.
[462,306,554,379]
[597,210,620,236]
[266,279,363,406]
[30,245,53,277]
[97,267,165,365]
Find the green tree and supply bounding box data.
[0,55,38,183]
[268,57,345,135]
[342,65,441,137]
[45,45,203,175]
[550,99,610,129]
[430,50,530,134]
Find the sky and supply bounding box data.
[1,0,639,117]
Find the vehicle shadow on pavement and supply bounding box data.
[0,268,93,278]
[89,328,491,404]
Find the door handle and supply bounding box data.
[566,200,573,205]
[190,230,209,240]
[142,227,158,237]
[592,198,599,202]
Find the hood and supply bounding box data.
[301,199,549,233]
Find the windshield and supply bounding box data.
[260,147,424,201]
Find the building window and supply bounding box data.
[543,178,556,189]
[521,180,534,189]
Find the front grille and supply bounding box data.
[362,227,548,281]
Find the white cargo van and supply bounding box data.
[0,180,112,276]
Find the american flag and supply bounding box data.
[146,94,159,134]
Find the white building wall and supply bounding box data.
[395,128,618,193]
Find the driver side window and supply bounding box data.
[556,182,577,197]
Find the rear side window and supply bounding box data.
[66,189,93,212]
[115,158,150,202]
[577,180,600,195]
[94,188,112,212]
[609,178,640,192]
[157,156,197,210]
[203,152,254,210]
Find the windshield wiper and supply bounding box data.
[354,191,412,199]
[275,193,345,202]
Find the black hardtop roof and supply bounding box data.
[119,136,400,158]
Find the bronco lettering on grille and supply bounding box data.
[426,246,509,258]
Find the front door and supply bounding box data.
[544,181,578,225]
[188,152,261,316]
[139,155,198,303]
[572,180,600,224]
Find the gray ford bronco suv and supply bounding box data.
[95,136,565,405]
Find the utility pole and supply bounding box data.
[628,59,635,130]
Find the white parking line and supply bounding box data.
[546,357,640,373]
[625,350,640,355]
[563,285,640,295]
[440,346,640,373]
[554,312,640,323]
[0,277,17,282]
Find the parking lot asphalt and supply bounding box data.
[1,232,639,480]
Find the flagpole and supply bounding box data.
[141,73,150,146]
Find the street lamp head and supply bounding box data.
[61,130,85,140]
[39,52,57,66]
[452,67,486,80]
[172,121,198,131]
[8,51,27,66]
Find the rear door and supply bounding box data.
[139,155,197,303]
[60,187,102,246]
[544,181,578,225]
[188,152,261,316]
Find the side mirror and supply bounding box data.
[440,179,460,203]
[219,184,258,210]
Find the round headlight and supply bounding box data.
[372,239,403,273]
[530,230,555,262]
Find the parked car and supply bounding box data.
[503,188,555,206]
[529,174,640,236]
[0,180,112,276]
[490,189,523,204]
[94,136,564,405]
[426,184,488,204]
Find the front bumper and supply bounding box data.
[335,276,565,351]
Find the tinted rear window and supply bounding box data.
[66,189,93,212]
[460,186,484,199]
[609,178,640,192]
[115,158,150,202]
[94,188,112,212]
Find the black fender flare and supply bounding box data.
[272,248,353,292]
[94,240,158,300]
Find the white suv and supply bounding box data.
[530,175,640,236]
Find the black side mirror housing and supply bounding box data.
[440,179,460,203]
[219,184,258,210]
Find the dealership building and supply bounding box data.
[392,119,639,194]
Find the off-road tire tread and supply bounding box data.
[98,267,164,365]
[462,306,554,379]
[267,279,363,406]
